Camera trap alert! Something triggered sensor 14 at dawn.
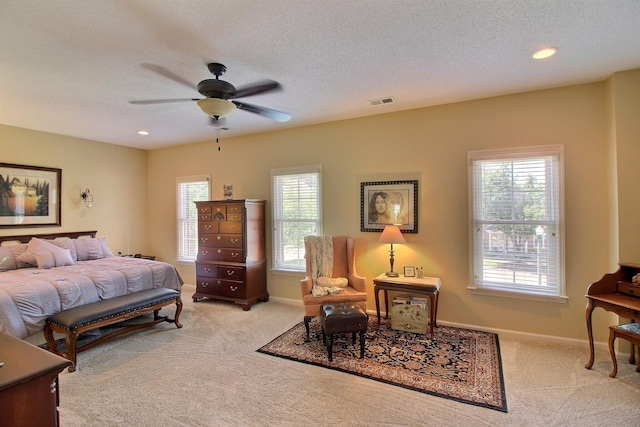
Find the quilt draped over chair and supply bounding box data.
[300,235,368,338]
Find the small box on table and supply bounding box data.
[391,294,429,334]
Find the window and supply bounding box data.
[271,165,322,272]
[468,145,565,301]
[176,175,210,262]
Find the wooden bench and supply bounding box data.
[44,288,183,372]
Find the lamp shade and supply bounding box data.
[378,225,406,244]
[197,98,237,118]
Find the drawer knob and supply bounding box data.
[231,238,239,244]
[204,267,211,272]
[217,280,222,285]
[226,225,235,231]
[227,270,235,276]
[217,249,222,254]
[230,286,238,292]
[205,224,212,230]
[231,252,239,258]
[201,237,208,242]
[217,236,221,240]
[202,250,208,255]
[201,283,208,288]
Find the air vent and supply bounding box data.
[369,97,395,106]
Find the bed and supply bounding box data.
[0,230,183,340]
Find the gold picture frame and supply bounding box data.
[0,163,62,228]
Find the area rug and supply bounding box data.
[257,317,508,412]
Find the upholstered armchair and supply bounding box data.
[300,236,368,338]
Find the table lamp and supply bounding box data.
[378,225,406,277]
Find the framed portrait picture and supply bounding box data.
[360,180,418,233]
[0,163,62,228]
[404,266,416,277]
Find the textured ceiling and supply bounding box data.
[1,0,639,150]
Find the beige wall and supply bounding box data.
[0,126,149,254]
[610,69,640,263]
[147,74,637,342]
[2,70,638,343]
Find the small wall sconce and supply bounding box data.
[80,188,93,208]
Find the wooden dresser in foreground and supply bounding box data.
[193,199,268,310]
[0,332,72,427]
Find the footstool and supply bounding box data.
[608,322,640,378]
[319,303,368,362]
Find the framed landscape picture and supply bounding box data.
[0,163,61,228]
[360,180,418,233]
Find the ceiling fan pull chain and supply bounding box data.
[216,130,221,151]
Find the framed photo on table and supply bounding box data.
[404,266,415,277]
[361,180,418,233]
[0,163,61,228]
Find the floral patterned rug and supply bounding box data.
[258,317,507,412]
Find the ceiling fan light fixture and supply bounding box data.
[197,98,236,118]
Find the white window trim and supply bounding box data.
[271,164,323,273]
[176,174,211,263]
[467,145,566,302]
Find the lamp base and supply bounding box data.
[386,271,400,277]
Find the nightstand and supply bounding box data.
[373,274,442,338]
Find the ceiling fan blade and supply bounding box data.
[233,101,291,122]
[141,63,197,91]
[233,80,282,98]
[129,98,199,105]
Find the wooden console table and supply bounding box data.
[0,332,72,427]
[373,274,442,338]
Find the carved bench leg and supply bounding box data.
[173,296,183,328]
[66,329,79,373]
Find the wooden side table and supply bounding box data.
[373,274,442,338]
[0,332,72,427]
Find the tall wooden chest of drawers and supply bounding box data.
[192,199,268,310]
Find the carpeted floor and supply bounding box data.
[53,284,640,426]
[258,317,507,412]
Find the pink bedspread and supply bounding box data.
[0,257,183,339]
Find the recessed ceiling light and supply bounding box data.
[137,130,149,135]
[532,47,557,60]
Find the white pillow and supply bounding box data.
[74,238,106,260]
[47,238,78,262]
[16,238,64,266]
[316,277,348,288]
[98,237,115,257]
[0,246,18,272]
[35,248,75,269]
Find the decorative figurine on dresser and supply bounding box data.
[192,199,268,310]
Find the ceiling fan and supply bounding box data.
[130,63,291,126]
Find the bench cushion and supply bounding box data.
[47,288,180,330]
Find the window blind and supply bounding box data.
[271,166,322,271]
[176,175,210,262]
[469,146,564,297]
